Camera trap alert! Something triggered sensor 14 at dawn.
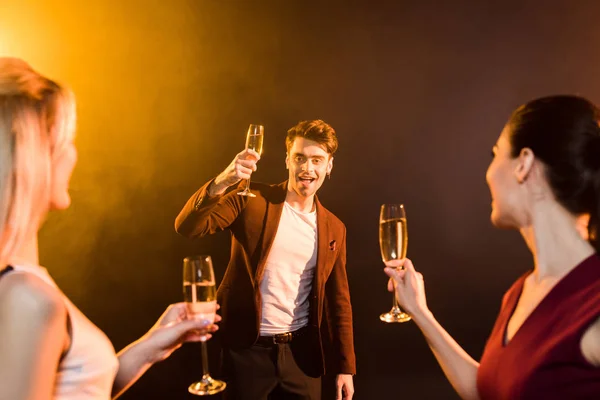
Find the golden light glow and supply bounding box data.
[0,1,65,71]
[1,0,220,298]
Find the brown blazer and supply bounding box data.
[175,179,356,376]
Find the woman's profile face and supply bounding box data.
[49,140,77,211]
[485,126,524,229]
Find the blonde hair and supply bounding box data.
[0,57,76,265]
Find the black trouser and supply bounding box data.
[222,331,321,400]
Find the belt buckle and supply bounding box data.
[273,332,292,344]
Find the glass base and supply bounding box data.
[380,310,412,323]
[237,190,256,197]
[188,375,227,396]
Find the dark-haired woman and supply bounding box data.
[385,95,600,399]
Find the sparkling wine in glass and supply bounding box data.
[379,204,412,323]
[183,255,226,396]
[237,124,264,197]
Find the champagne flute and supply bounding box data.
[237,124,264,197]
[183,255,226,395]
[379,204,412,323]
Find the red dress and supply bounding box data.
[477,254,600,399]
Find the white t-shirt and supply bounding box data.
[259,201,318,335]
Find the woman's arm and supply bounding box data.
[385,259,480,400]
[409,310,480,400]
[112,303,219,399]
[580,315,600,367]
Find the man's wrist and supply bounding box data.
[207,176,228,197]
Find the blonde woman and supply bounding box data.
[0,57,218,400]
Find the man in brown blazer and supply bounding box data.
[175,120,355,400]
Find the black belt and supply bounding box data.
[256,326,309,346]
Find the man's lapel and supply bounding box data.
[314,196,333,301]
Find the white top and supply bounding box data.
[259,202,318,335]
[10,264,119,399]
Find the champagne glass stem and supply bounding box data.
[391,278,402,312]
[245,178,251,193]
[392,283,399,310]
[201,341,209,378]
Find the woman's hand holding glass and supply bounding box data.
[140,302,221,364]
[384,258,430,319]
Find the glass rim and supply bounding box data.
[247,124,264,133]
[183,254,212,263]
